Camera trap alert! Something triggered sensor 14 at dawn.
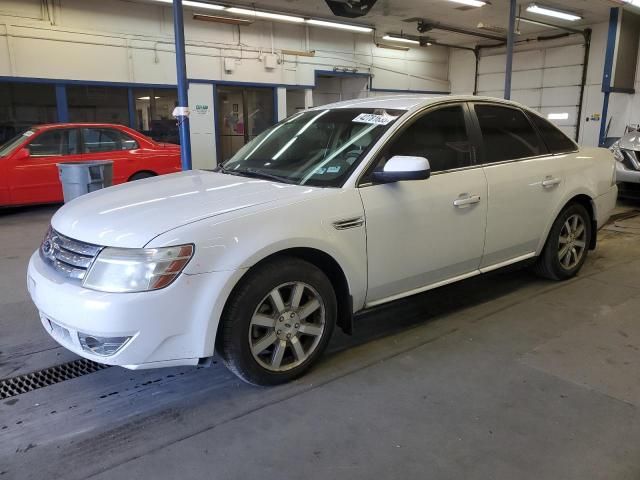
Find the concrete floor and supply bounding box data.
[2,202,640,480]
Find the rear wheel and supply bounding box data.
[533,203,592,280]
[128,171,156,181]
[218,257,336,386]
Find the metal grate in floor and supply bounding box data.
[0,359,110,400]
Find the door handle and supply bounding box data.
[542,177,561,188]
[453,194,481,207]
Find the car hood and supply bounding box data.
[619,132,640,151]
[52,170,321,248]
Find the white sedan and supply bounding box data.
[27,95,618,385]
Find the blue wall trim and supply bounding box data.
[189,78,314,89]
[369,87,450,95]
[599,7,619,147]
[0,75,177,89]
[314,69,371,79]
[55,84,68,123]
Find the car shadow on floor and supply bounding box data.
[327,264,542,356]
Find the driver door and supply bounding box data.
[359,103,488,305]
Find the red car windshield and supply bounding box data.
[0,129,36,157]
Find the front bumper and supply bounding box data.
[616,160,640,184]
[27,251,243,369]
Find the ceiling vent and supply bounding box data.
[324,0,378,18]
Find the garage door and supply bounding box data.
[476,42,585,140]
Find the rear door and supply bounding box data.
[81,127,139,184]
[471,103,567,268]
[9,128,82,204]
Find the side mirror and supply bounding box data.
[13,147,30,161]
[372,155,431,184]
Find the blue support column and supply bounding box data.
[127,87,136,128]
[599,7,619,147]
[504,0,516,100]
[172,0,192,170]
[55,84,68,122]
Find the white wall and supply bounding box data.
[0,0,450,92]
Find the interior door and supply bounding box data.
[9,128,82,204]
[359,104,488,305]
[216,86,274,162]
[471,103,567,267]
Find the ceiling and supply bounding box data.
[219,0,625,45]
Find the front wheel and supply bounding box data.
[533,203,592,280]
[218,257,336,386]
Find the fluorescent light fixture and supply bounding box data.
[382,34,420,45]
[193,13,253,25]
[226,7,304,23]
[526,3,582,21]
[449,0,487,7]
[547,112,569,120]
[376,43,410,51]
[152,0,225,10]
[137,96,161,100]
[305,19,373,33]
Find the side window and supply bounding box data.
[379,105,473,173]
[82,128,138,153]
[474,105,547,163]
[28,129,79,157]
[527,113,577,154]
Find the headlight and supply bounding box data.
[610,141,624,163]
[83,244,194,293]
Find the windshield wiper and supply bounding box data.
[220,166,296,185]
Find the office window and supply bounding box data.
[67,86,129,125]
[0,82,57,145]
[133,88,178,144]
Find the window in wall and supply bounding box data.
[29,129,80,156]
[527,113,577,154]
[82,128,138,153]
[133,88,179,144]
[380,105,473,173]
[67,86,129,125]
[474,105,546,163]
[0,82,57,145]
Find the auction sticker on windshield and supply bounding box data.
[352,112,397,125]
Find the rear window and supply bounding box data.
[528,113,577,154]
[474,104,547,163]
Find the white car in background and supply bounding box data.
[27,96,618,386]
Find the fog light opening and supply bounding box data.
[78,333,132,357]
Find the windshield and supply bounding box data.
[220,108,403,187]
[0,129,35,157]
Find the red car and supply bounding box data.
[0,123,182,206]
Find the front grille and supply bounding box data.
[40,228,102,280]
[621,149,640,171]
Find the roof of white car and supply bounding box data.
[314,95,528,112]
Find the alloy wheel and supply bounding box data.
[557,213,587,270]
[248,282,326,372]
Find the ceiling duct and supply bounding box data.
[324,0,378,18]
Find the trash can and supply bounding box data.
[57,161,114,203]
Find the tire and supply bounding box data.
[218,257,337,386]
[128,171,156,181]
[533,202,592,281]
